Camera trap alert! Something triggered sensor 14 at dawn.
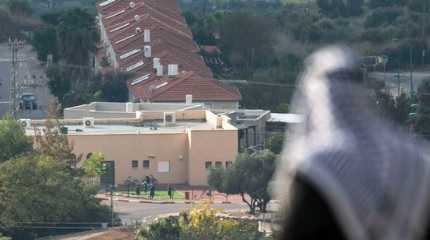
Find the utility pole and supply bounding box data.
[110,185,114,227]
[8,38,24,119]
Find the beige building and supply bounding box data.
[25,107,238,187]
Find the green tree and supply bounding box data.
[414,80,430,138]
[32,26,58,62]
[93,72,130,102]
[57,8,97,66]
[0,233,11,240]
[7,0,32,16]
[46,65,72,106]
[82,152,106,177]
[265,133,285,154]
[0,115,32,163]
[34,120,79,169]
[208,150,276,214]
[0,155,110,229]
[220,12,275,76]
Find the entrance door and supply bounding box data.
[100,161,115,187]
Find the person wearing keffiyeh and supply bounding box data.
[273,46,430,240]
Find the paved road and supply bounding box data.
[0,43,52,119]
[103,201,247,224]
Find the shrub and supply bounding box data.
[137,204,265,240]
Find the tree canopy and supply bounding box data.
[0,119,110,239]
[0,116,32,164]
[208,150,277,213]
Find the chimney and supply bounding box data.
[144,45,151,58]
[186,94,193,104]
[156,65,164,76]
[167,64,178,76]
[153,58,160,68]
[144,29,150,43]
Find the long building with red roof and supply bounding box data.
[96,0,241,109]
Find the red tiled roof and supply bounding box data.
[130,71,241,102]
[96,0,241,102]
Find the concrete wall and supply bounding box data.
[69,133,189,185]
[64,102,205,120]
[187,129,238,186]
[68,128,237,186]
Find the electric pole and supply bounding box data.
[8,38,24,119]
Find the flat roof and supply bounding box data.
[26,121,214,136]
[268,113,304,124]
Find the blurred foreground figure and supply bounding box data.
[274,47,430,240]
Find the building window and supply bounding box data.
[215,161,223,168]
[143,160,150,169]
[131,160,138,168]
[158,161,170,173]
[205,161,212,169]
[225,161,233,168]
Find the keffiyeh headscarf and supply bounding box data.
[274,46,430,240]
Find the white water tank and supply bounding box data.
[153,58,160,68]
[144,29,151,43]
[144,45,151,58]
[186,94,193,104]
[156,65,164,76]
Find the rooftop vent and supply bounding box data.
[135,27,142,34]
[134,14,141,22]
[129,1,136,8]
[216,116,223,129]
[144,29,151,43]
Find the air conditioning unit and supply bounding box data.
[164,112,176,126]
[18,119,31,129]
[83,118,95,128]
